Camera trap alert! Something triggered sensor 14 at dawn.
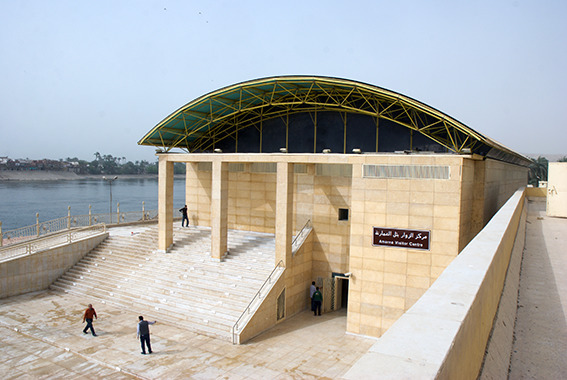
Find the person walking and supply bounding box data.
[312,287,323,316]
[82,304,97,336]
[137,316,156,354]
[179,205,189,227]
[310,281,316,313]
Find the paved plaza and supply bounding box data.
[0,290,375,379]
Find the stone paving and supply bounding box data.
[509,199,567,378]
[0,289,375,379]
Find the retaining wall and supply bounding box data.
[0,233,108,298]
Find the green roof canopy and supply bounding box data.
[138,75,531,166]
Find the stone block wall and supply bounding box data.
[0,233,108,298]
[347,155,463,337]
[295,164,352,280]
[483,160,528,224]
[186,162,212,227]
[343,189,527,379]
[286,230,314,316]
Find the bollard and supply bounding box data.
[0,221,3,247]
[117,202,120,224]
[142,201,146,221]
[89,205,92,226]
[36,212,40,237]
[67,206,71,230]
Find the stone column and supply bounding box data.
[158,156,174,252]
[185,162,198,225]
[211,160,228,261]
[275,162,294,267]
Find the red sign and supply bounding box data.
[372,227,430,250]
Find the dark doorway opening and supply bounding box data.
[332,272,350,311]
[340,277,349,309]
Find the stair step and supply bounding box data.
[50,225,276,340]
[62,266,253,311]
[50,284,233,340]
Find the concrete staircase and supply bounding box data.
[50,226,276,341]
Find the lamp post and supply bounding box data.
[103,176,118,223]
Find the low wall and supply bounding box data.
[478,196,527,378]
[236,274,286,344]
[344,188,527,379]
[525,187,546,197]
[0,233,108,298]
[236,228,313,344]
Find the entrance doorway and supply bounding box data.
[332,272,350,311]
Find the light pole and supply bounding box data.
[103,176,118,223]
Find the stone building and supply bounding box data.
[138,76,530,341]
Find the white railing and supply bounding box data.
[0,206,158,247]
[232,260,285,344]
[0,223,107,262]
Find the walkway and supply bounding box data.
[0,290,376,379]
[0,223,375,379]
[509,199,567,378]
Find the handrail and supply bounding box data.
[0,223,107,262]
[232,259,285,344]
[292,219,312,254]
[0,209,159,247]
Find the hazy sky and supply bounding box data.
[1,0,566,162]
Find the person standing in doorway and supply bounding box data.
[137,316,156,354]
[312,287,323,316]
[82,304,97,336]
[179,205,189,227]
[310,281,316,313]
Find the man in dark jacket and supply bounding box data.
[82,304,97,336]
[137,316,156,354]
[179,205,189,227]
[312,287,323,316]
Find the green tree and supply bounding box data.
[558,156,567,162]
[528,156,548,186]
[145,162,158,174]
[120,161,138,174]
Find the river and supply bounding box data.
[0,178,187,231]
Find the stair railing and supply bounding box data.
[232,259,284,344]
[292,219,312,255]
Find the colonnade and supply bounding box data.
[156,156,294,268]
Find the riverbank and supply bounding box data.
[0,171,161,181]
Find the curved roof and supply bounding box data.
[138,75,531,166]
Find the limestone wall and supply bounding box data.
[185,162,352,277]
[295,164,352,279]
[186,162,277,233]
[482,159,528,224]
[237,273,286,344]
[0,233,108,298]
[343,188,527,379]
[459,158,528,252]
[286,230,314,316]
[347,155,463,337]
